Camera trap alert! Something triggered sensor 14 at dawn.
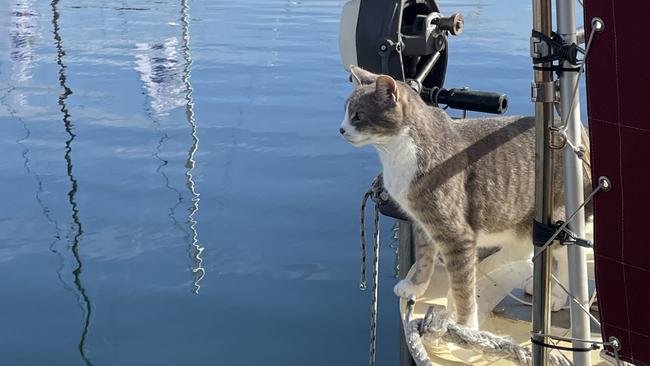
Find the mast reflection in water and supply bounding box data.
[133,0,205,294]
[52,1,94,365]
[181,0,205,294]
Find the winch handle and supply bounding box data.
[421,87,508,115]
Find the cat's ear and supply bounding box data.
[375,75,399,103]
[350,65,378,87]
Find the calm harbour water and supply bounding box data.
[0,0,584,365]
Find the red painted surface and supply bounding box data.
[584,1,650,364]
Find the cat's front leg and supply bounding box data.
[440,235,479,330]
[393,224,437,299]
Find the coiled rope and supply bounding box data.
[403,300,572,366]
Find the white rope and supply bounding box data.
[403,302,572,366]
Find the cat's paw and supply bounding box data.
[459,312,479,331]
[393,279,428,299]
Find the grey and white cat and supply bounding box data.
[340,66,592,329]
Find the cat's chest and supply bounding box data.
[377,135,419,207]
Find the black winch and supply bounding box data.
[339,0,509,219]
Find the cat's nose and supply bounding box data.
[339,127,346,135]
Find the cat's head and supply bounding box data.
[339,66,406,147]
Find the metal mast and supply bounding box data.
[556,0,591,364]
[531,0,554,364]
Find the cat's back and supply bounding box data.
[452,115,536,147]
[449,116,537,173]
[451,116,538,231]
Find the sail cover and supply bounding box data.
[584,2,650,365]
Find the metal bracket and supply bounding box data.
[555,221,593,249]
[368,174,409,220]
[531,80,558,103]
[532,219,592,249]
[531,34,551,60]
[530,29,580,66]
[378,39,402,74]
[549,125,568,150]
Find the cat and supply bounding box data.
[340,66,592,329]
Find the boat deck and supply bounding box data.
[399,262,609,365]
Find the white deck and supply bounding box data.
[399,260,609,365]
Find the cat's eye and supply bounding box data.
[351,112,360,121]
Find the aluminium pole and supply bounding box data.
[556,1,591,365]
[531,0,555,364]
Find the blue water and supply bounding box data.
[0,0,586,365]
